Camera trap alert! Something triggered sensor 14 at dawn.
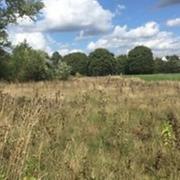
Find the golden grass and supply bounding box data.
[0,76,180,179]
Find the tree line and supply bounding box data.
[1,0,180,81]
[0,42,180,81]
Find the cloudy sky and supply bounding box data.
[7,0,180,56]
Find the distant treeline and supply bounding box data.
[0,42,180,81]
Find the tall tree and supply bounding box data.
[10,41,50,81]
[127,46,154,74]
[88,48,116,76]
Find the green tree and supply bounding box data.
[23,50,51,81]
[0,0,43,48]
[10,41,29,80]
[165,55,180,73]
[88,48,116,76]
[154,58,167,73]
[51,51,62,67]
[127,46,154,74]
[10,42,50,81]
[0,47,10,79]
[115,55,128,75]
[53,62,71,80]
[63,52,88,75]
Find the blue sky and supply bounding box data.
[7,0,180,57]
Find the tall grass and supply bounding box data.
[0,77,180,179]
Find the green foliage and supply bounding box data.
[161,122,175,147]
[0,48,11,79]
[115,55,128,74]
[154,56,180,74]
[63,52,88,75]
[10,42,50,81]
[22,51,51,81]
[127,46,154,74]
[165,55,180,73]
[0,0,44,48]
[51,51,62,67]
[88,48,116,76]
[53,62,71,80]
[154,58,167,73]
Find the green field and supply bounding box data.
[128,73,180,81]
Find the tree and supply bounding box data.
[165,55,180,73]
[115,55,128,75]
[0,0,43,48]
[88,48,116,76]
[51,51,62,67]
[23,50,51,81]
[154,58,167,73]
[127,46,154,74]
[63,52,88,75]
[0,47,10,79]
[10,42,50,81]
[53,62,71,80]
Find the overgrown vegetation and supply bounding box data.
[0,77,180,179]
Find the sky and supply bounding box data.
[7,0,180,57]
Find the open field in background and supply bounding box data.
[128,73,180,81]
[0,76,180,179]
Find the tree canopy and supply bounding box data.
[51,51,62,67]
[127,46,154,74]
[88,48,116,76]
[63,52,88,75]
[10,41,50,81]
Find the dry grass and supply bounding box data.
[0,76,180,180]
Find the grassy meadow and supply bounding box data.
[129,73,180,81]
[0,76,180,179]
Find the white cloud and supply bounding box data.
[87,21,180,56]
[7,0,114,53]
[167,18,180,27]
[8,28,52,53]
[58,48,83,56]
[17,0,113,35]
